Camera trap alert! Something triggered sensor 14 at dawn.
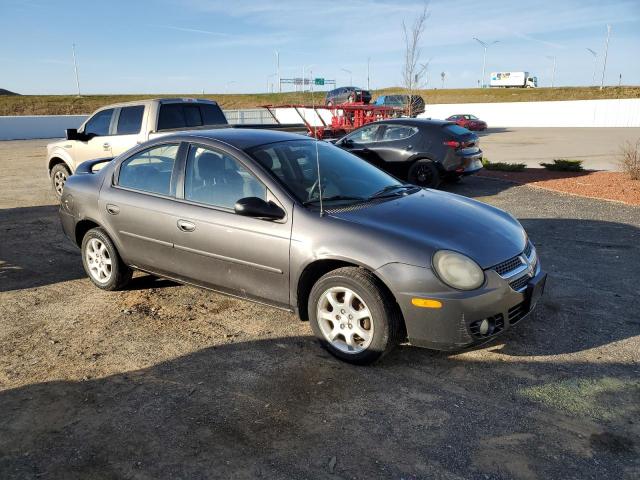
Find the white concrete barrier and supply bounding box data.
[0,115,88,140]
[417,98,640,127]
[1,99,638,140]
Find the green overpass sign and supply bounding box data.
[314,78,325,86]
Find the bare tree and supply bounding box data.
[402,2,430,116]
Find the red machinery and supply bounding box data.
[261,102,403,139]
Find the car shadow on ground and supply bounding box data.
[0,336,637,480]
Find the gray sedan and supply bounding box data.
[59,129,546,364]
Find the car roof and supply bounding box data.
[163,128,311,150]
[375,118,452,127]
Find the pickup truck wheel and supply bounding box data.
[408,159,441,188]
[81,228,132,291]
[309,267,402,365]
[51,163,71,198]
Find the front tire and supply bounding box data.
[308,267,402,365]
[408,159,441,188]
[81,228,132,290]
[51,163,71,199]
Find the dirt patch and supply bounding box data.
[478,168,640,205]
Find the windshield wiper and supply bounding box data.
[303,195,365,206]
[367,184,416,200]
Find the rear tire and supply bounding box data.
[408,159,441,188]
[51,163,71,199]
[81,228,132,291]
[308,267,402,365]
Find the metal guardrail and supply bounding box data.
[223,109,278,125]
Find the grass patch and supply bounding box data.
[482,158,527,171]
[519,377,640,420]
[1,86,639,116]
[540,159,584,171]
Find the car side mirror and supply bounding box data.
[342,138,353,147]
[65,128,80,140]
[234,197,285,220]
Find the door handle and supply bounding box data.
[177,220,196,232]
[106,204,120,215]
[103,142,111,150]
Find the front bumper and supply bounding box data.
[375,262,547,350]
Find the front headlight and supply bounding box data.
[432,250,484,290]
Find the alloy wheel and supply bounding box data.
[54,170,67,196]
[85,238,112,283]
[316,287,374,354]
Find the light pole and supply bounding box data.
[600,24,611,90]
[367,57,371,91]
[267,73,277,93]
[71,43,81,97]
[302,64,314,92]
[473,37,499,88]
[546,55,557,88]
[341,68,352,86]
[275,50,280,93]
[586,48,598,86]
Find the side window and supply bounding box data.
[185,146,266,209]
[345,124,380,143]
[118,144,179,196]
[380,125,418,142]
[157,103,226,131]
[116,106,144,135]
[84,109,114,136]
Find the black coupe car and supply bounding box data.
[334,119,483,188]
[325,87,372,106]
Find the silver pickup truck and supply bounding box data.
[46,98,301,197]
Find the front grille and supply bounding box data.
[469,314,505,339]
[509,275,530,292]
[493,256,524,277]
[508,301,528,325]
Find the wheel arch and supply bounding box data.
[48,156,72,175]
[295,258,404,329]
[74,218,101,247]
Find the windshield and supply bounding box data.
[247,140,405,206]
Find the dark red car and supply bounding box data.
[446,114,487,131]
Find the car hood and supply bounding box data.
[329,189,526,269]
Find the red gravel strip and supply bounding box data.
[478,168,640,206]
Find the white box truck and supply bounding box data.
[490,72,537,88]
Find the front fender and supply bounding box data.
[47,147,74,174]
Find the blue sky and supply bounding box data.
[1,0,639,94]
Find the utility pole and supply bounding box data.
[275,50,281,93]
[586,48,598,86]
[440,71,445,89]
[473,37,499,88]
[71,43,81,97]
[367,57,371,91]
[546,56,557,88]
[600,24,611,90]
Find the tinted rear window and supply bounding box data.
[157,103,226,131]
[117,106,144,135]
[443,124,470,135]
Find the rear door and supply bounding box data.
[98,142,185,275]
[169,143,292,306]
[108,105,147,156]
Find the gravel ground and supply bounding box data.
[0,139,639,480]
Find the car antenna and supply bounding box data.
[310,70,324,217]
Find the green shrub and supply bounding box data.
[540,159,584,172]
[482,158,527,172]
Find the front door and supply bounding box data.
[338,124,383,167]
[170,144,292,307]
[98,142,183,275]
[72,108,115,169]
